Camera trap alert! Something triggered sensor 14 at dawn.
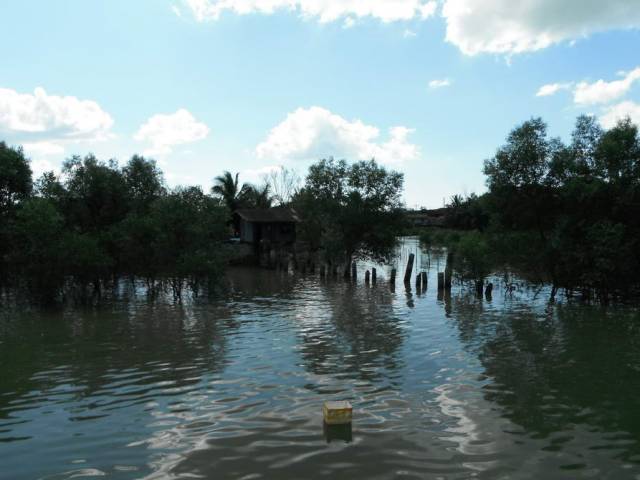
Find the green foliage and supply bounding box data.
[294,158,405,267]
[122,155,166,212]
[0,142,32,217]
[1,150,230,303]
[445,193,489,230]
[453,232,492,283]
[483,115,640,301]
[244,183,273,209]
[211,171,252,212]
[10,198,65,302]
[211,170,278,213]
[148,187,229,280]
[62,155,130,232]
[0,143,34,279]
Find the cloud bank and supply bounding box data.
[0,86,115,162]
[601,101,640,129]
[442,0,640,55]
[184,0,437,24]
[185,0,640,56]
[256,106,419,165]
[134,109,209,156]
[574,67,640,105]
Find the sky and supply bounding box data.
[1,0,639,208]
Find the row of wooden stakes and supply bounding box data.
[308,252,454,292]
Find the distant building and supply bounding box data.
[233,207,301,245]
[405,208,449,227]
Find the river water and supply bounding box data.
[2,239,640,479]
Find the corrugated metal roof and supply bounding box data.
[235,207,301,223]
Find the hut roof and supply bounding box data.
[235,207,301,223]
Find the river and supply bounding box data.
[1,238,640,479]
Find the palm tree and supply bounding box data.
[246,183,273,209]
[211,171,251,211]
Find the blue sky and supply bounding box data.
[1,0,639,207]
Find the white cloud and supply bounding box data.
[22,141,65,156]
[535,82,572,97]
[30,159,58,177]
[256,106,419,165]
[134,109,209,156]
[600,101,640,129]
[403,28,417,38]
[0,86,113,140]
[429,78,451,89]
[172,4,182,16]
[184,0,438,23]
[574,67,640,105]
[343,16,356,28]
[442,0,640,56]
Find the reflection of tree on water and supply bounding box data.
[295,281,406,385]
[0,299,235,430]
[445,294,640,462]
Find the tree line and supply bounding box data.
[1,143,406,304]
[429,115,640,302]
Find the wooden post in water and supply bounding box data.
[351,261,357,280]
[415,273,421,289]
[404,253,415,284]
[437,272,445,290]
[421,271,428,291]
[365,270,370,284]
[372,268,377,284]
[444,252,453,290]
[390,268,397,284]
[485,282,493,300]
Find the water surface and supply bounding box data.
[2,242,640,479]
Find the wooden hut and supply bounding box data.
[234,207,300,246]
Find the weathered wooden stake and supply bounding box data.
[444,252,453,289]
[351,261,357,280]
[415,273,421,289]
[390,268,397,284]
[371,268,377,284]
[404,253,415,283]
[365,270,370,284]
[421,271,427,291]
[437,272,445,290]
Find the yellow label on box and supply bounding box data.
[323,400,352,425]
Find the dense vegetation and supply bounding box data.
[0,143,404,303]
[0,147,237,303]
[4,113,638,304]
[425,115,640,302]
[293,158,405,275]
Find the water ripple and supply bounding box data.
[2,250,640,479]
